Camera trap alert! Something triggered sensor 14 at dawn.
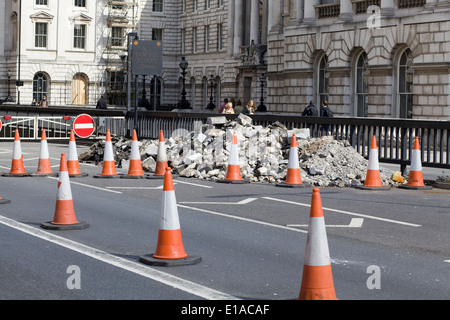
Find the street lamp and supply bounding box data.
[6,70,13,102]
[178,57,190,109]
[257,73,267,112]
[207,75,215,110]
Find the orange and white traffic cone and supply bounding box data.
[94,129,120,178]
[121,129,145,179]
[217,131,249,184]
[357,136,390,190]
[2,130,28,177]
[399,137,432,190]
[41,153,89,230]
[31,129,57,177]
[277,134,308,188]
[67,130,88,177]
[148,130,168,179]
[298,188,337,300]
[139,167,201,267]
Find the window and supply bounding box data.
[317,54,329,104]
[152,28,163,41]
[35,23,47,48]
[182,0,187,13]
[398,48,413,118]
[33,73,48,103]
[194,0,199,11]
[217,23,223,51]
[204,25,210,52]
[355,52,369,117]
[111,27,124,47]
[74,0,86,7]
[193,27,197,53]
[181,29,186,54]
[36,0,48,5]
[153,0,163,12]
[205,0,211,10]
[73,24,86,49]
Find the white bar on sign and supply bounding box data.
[74,123,94,129]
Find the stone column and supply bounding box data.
[297,0,304,23]
[381,0,395,17]
[250,0,260,44]
[268,0,281,33]
[233,0,244,55]
[303,0,319,25]
[339,0,353,22]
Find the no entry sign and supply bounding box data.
[73,114,95,138]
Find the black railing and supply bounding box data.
[1,105,449,172]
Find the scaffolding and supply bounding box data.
[102,0,139,106]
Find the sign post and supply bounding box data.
[73,114,95,138]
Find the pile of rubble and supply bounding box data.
[79,113,394,187]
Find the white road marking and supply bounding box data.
[46,176,123,194]
[107,186,166,190]
[262,197,421,227]
[173,179,214,189]
[444,260,450,264]
[288,218,364,228]
[179,198,257,205]
[178,204,308,234]
[0,215,236,300]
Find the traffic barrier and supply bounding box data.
[121,129,145,179]
[399,137,432,190]
[67,130,88,177]
[148,130,168,179]
[276,134,309,188]
[94,129,120,178]
[2,130,28,177]
[139,167,201,267]
[31,129,57,177]
[41,153,89,230]
[217,131,249,184]
[357,136,390,190]
[298,188,337,300]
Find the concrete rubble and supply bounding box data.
[79,113,394,187]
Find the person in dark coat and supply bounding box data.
[96,95,107,109]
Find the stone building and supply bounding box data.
[1,0,449,120]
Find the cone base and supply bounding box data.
[121,174,147,179]
[139,254,202,267]
[276,182,309,188]
[398,184,432,190]
[0,199,11,204]
[40,221,89,230]
[356,185,390,191]
[93,174,122,178]
[1,173,29,177]
[147,174,177,180]
[69,173,89,178]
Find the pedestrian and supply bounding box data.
[31,98,37,106]
[302,100,318,117]
[243,100,256,115]
[39,96,48,107]
[234,100,244,114]
[320,100,333,135]
[218,98,229,113]
[96,95,107,109]
[222,102,235,114]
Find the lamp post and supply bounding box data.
[257,73,267,112]
[178,57,190,109]
[6,70,13,102]
[207,75,215,110]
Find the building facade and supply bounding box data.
[1,0,449,120]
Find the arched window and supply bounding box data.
[33,73,48,103]
[317,54,329,105]
[355,51,369,117]
[398,48,413,118]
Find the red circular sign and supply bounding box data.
[73,114,95,138]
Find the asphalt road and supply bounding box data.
[0,141,449,304]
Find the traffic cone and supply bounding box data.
[0,194,11,204]
[148,130,168,179]
[276,134,309,188]
[139,167,201,267]
[121,129,145,179]
[298,188,337,300]
[41,153,89,230]
[94,129,120,178]
[357,136,390,190]
[399,137,432,190]
[31,129,57,177]
[67,130,88,177]
[2,130,28,177]
[217,131,249,184]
